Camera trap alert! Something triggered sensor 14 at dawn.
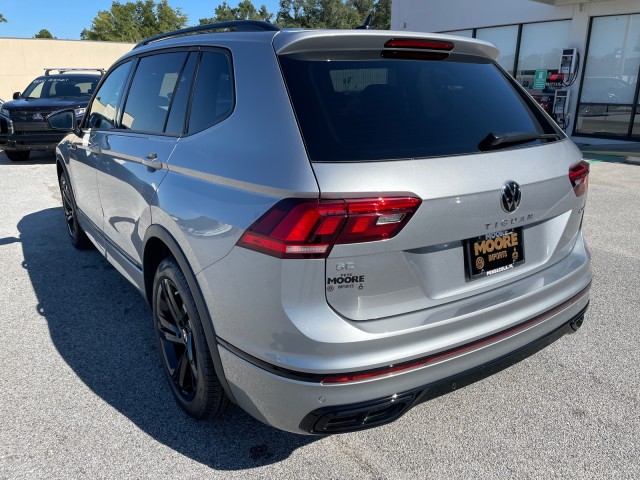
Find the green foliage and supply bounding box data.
[199,0,272,24]
[34,29,55,39]
[277,0,391,29]
[0,13,7,23]
[371,0,390,29]
[197,0,391,30]
[81,0,188,42]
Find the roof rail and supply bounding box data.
[44,68,106,76]
[134,20,280,49]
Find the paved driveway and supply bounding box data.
[0,151,638,479]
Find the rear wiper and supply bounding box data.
[478,131,561,151]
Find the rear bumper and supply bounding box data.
[300,304,587,434]
[217,283,590,434]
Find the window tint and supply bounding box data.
[165,53,197,135]
[23,75,100,99]
[188,51,234,134]
[87,62,132,130]
[279,56,554,162]
[121,52,189,133]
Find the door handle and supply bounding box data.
[69,143,78,150]
[141,152,163,170]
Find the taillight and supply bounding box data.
[237,197,421,259]
[569,160,590,197]
[384,39,454,51]
[382,38,454,61]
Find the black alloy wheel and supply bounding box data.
[156,275,199,400]
[58,171,91,249]
[152,257,230,419]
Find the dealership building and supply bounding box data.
[391,0,640,143]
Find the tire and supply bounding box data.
[58,170,91,249]
[5,150,30,161]
[153,257,230,419]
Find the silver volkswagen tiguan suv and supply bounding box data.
[48,20,591,434]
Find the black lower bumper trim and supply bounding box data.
[300,304,589,434]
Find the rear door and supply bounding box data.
[277,33,585,321]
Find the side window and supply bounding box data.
[188,51,234,134]
[164,53,197,135]
[87,62,132,130]
[121,52,188,133]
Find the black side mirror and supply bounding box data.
[13,92,21,100]
[47,109,82,137]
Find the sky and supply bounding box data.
[0,0,282,40]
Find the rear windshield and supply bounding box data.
[279,56,558,162]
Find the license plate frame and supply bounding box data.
[465,227,525,280]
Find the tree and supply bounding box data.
[34,29,55,39]
[276,0,391,30]
[277,0,359,29]
[371,0,390,29]
[81,0,188,42]
[199,1,272,24]
[0,13,7,23]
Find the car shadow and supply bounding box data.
[0,150,56,165]
[17,207,316,469]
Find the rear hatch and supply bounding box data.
[273,31,587,321]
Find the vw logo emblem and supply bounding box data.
[500,180,521,213]
[32,112,43,120]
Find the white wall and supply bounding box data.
[391,0,572,32]
[391,0,640,33]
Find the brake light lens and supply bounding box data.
[569,160,590,197]
[237,197,421,259]
[384,39,454,51]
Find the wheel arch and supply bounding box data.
[142,224,237,404]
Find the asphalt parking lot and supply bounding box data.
[0,150,638,479]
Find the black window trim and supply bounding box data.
[81,59,134,131]
[84,45,235,138]
[116,47,198,137]
[182,46,236,137]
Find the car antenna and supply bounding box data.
[355,13,373,30]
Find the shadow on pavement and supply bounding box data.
[18,207,315,470]
[0,150,56,165]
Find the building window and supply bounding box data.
[442,29,474,38]
[575,14,640,139]
[515,20,571,116]
[476,25,519,74]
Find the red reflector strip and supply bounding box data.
[384,38,454,51]
[321,283,591,384]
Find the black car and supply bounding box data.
[0,68,104,161]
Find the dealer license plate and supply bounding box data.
[466,227,525,279]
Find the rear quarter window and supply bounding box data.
[187,50,234,134]
[279,56,557,162]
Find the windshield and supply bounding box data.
[22,75,100,100]
[279,55,559,162]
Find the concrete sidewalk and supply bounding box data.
[574,140,640,165]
